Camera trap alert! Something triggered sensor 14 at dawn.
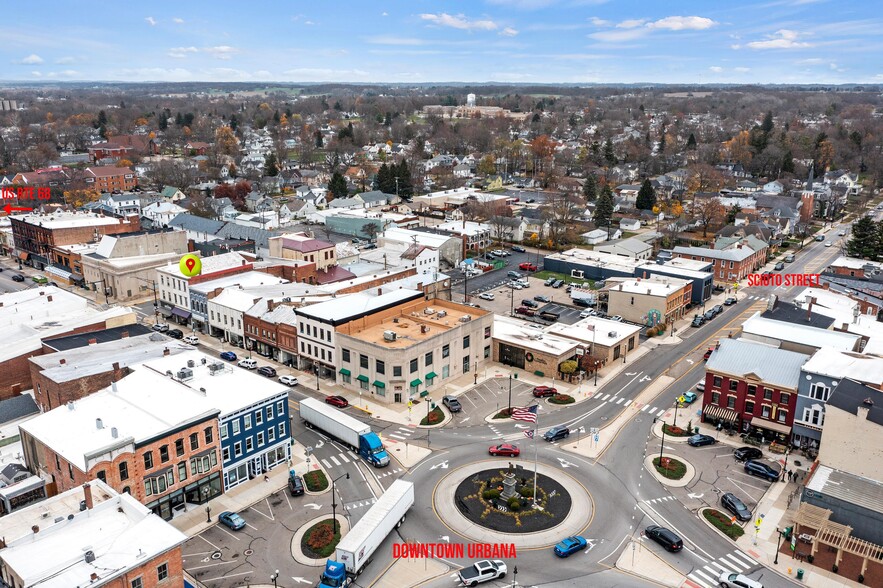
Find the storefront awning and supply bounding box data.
[339,368,351,376]
[17,252,29,261]
[372,380,385,389]
[704,405,740,423]
[410,378,422,387]
[45,265,73,280]
[356,374,370,383]
[171,307,191,320]
[751,418,792,435]
[159,308,174,318]
[425,372,437,380]
[419,390,429,397]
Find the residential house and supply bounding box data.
[488,216,528,243]
[98,192,141,216]
[619,219,641,231]
[581,228,621,245]
[268,232,337,270]
[143,201,188,227]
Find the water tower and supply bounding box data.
[466,93,476,107]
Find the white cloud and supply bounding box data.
[797,57,824,64]
[734,66,751,72]
[745,29,811,49]
[420,13,498,31]
[382,11,388,16]
[55,56,75,64]
[145,16,157,26]
[589,28,647,42]
[19,54,44,64]
[46,70,80,78]
[168,46,199,58]
[364,36,426,46]
[590,17,610,26]
[31,71,41,77]
[283,67,372,81]
[173,17,184,24]
[616,19,646,29]
[709,66,723,72]
[500,27,519,37]
[647,16,716,31]
[203,46,239,60]
[304,20,315,25]
[486,0,555,8]
[117,67,194,81]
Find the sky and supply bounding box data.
[6,0,882,85]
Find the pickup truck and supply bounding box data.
[518,262,538,271]
[458,560,507,586]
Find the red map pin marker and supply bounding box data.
[186,258,196,271]
[179,254,202,277]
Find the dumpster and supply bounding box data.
[797,569,804,580]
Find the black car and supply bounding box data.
[573,298,591,308]
[257,366,277,378]
[544,277,556,286]
[713,284,726,293]
[687,434,717,447]
[703,310,716,321]
[691,315,705,328]
[442,395,462,413]
[521,299,539,308]
[645,525,683,552]
[288,474,305,496]
[511,245,526,253]
[745,460,780,482]
[724,297,737,306]
[712,305,724,315]
[720,492,752,522]
[11,274,25,282]
[167,329,184,339]
[733,447,763,462]
[534,295,551,303]
[543,426,570,442]
[552,279,564,288]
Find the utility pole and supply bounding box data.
[134,276,159,323]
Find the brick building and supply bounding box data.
[85,166,138,192]
[268,232,337,270]
[606,276,692,326]
[10,166,71,189]
[156,251,253,324]
[0,480,187,588]
[87,134,159,161]
[702,338,809,440]
[673,236,769,285]
[11,210,141,271]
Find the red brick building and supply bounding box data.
[10,167,71,189]
[88,134,159,161]
[85,166,138,192]
[673,238,768,285]
[702,339,809,440]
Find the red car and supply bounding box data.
[703,349,713,361]
[325,395,349,408]
[515,306,536,316]
[519,262,538,272]
[489,443,520,457]
[532,386,558,398]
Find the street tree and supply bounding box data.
[636,179,656,211]
[583,174,597,201]
[593,184,614,226]
[692,196,726,238]
[846,215,881,260]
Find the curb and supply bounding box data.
[414,404,452,429]
[697,507,744,543]
[302,465,332,496]
[643,453,695,488]
[291,514,351,567]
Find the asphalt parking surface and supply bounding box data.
[447,377,539,425]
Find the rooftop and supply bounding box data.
[276,232,334,253]
[209,287,263,313]
[435,220,489,237]
[0,395,39,426]
[596,238,652,254]
[0,480,187,588]
[547,316,642,347]
[492,316,580,357]
[297,289,424,326]
[611,277,691,297]
[19,350,288,470]
[11,210,131,230]
[741,311,860,351]
[827,378,883,427]
[382,227,453,249]
[42,323,153,352]
[706,338,809,390]
[672,244,757,262]
[802,348,883,385]
[546,248,641,275]
[760,301,836,330]
[156,251,249,279]
[807,464,883,516]
[190,270,287,295]
[828,256,883,271]
[337,298,488,349]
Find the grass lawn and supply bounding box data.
[653,456,687,480]
[703,508,746,540]
[532,270,593,288]
[493,408,514,419]
[301,518,342,558]
[421,406,445,426]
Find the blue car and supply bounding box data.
[218,511,246,530]
[220,351,237,361]
[553,535,587,557]
[680,392,697,404]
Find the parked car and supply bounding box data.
[680,391,697,404]
[167,329,184,339]
[553,535,588,557]
[511,245,526,253]
[724,297,737,306]
[279,375,299,387]
[815,235,825,242]
[704,310,716,321]
[712,305,724,315]
[152,323,170,333]
[479,292,495,301]
[508,281,524,290]
[720,492,753,522]
[288,473,305,496]
[485,253,497,260]
[552,279,564,288]
[688,434,717,447]
[488,443,520,457]
[544,277,557,286]
[543,426,570,441]
[645,525,683,552]
[534,295,551,303]
[325,395,349,408]
[774,262,785,271]
[31,274,48,284]
[48,281,58,287]
[442,395,462,413]
[579,309,595,318]
[532,385,558,397]
[519,263,538,271]
[514,306,535,316]
[507,270,522,279]
[183,335,199,345]
[717,572,763,588]
[703,349,714,361]
[691,315,705,328]
[695,381,705,392]
[744,460,780,482]
[219,351,237,361]
[610,315,623,322]
[238,358,258,369]
[11,274,25,282]
[572,298,592,308]
[494,250,509,257]
[784,254,795,263]
[838,230,846,237]
[521,299,539,308]
[257,366,277,378]
[733,447,763,462]
[218,511,246,531]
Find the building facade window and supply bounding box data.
[175,439,185,456]
[177,462,187,482]
[190,432,199,450]
[393,365,402,377]
[779,393,790,405]
[144,451,153,470]
[232,420,240,435]
[376,360,385,375]
[410,358,418,373]
[119,461,129,480]
[131,577,143,588]
[425,351,433,366]
[244,415,252,430]
[763,389,773,400]
[205,427,213,444]
[360,354,369,369]
[713,376,722,388]
[234,442,242,457]
[463,335,470,349]
[159,445,169,463]
[727,396,736,409]
[747,384,757,396]
[442,344,450,358]
[745,401,755,414]
[809,382,830,401]
[157,563,168,581]
[728,380,738,392]
[711,392,720,404]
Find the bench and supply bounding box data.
[795,551,809,562]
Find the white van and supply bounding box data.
[237,358,258,369]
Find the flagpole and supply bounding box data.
[532,405,539,508]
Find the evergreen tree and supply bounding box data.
[333,101,342,111]
[314,130,323,148]
[658,124,667,154]
[175,112,184,126]
[727,204,743,224]
[264,153,279,177]
[396,161,413,199]
[97,110,108,126]
[158,114,168,131]
[782,150,795,174]
[761,111,774,134]
[686,133,697,150]
[603,138,618,165]
[583,174,598,201]
[229,114,239,131]
[636,179,657,210]
[375,163,392,192]
[328,172,348,199]
[593,184,614,226]
[847,215,881,260]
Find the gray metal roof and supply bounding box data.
[807,464,883,516]
[705,339,809,389]
[167,213,226,235]
[0,395,39,425]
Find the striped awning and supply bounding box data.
[704,405,739,423]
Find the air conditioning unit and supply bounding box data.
[187,360,195,368]
[424,308,436,315]
[177,368,194,381]
[437,310,447,318]
[383,330,398,342]
[608,331,618,338]
[208,363,224,374]
[459,315,472,323]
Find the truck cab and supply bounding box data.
[360,432,390,467]
[318,560,350,588]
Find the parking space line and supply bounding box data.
[216,526,241,541]
[197,535,224,551]
[200,571,254,583]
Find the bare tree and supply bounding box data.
[692,197,726,238]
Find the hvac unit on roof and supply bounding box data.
[437,310,447,318]
[177,368,194,381]
[424,308,436,315]
[459,315,472,323]
[383,330,398,342]
[608,331,618,338]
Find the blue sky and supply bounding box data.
[6,0,882,84]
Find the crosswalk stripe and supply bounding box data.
[348,451,358,459]
[714,559,740,573]
[321,459,332,468]
[656,409,666,416]
[601,394,610,400]
[692,569,716,587]
[730,551,755,567]
[330,455,341,466]
[641,405,649,412]
[389,434,407,440]
[709,562,729,574]
[615,398,625,405]
[724,553,749,569]
[339,453,350,463]
[648,406,657,413]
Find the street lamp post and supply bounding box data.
[205,505,211,523]
[331,473,350,534]
[774,527,783,565]
[653,417,667,477]
[507,374,513,414]
[271,570,279,588]
[315,365,320,390]
[673,399,679,430]
[511,566,518,587]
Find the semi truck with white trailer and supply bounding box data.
[317,480,415,587]
[299,398,390,467]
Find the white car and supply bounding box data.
[610,315,624,322]
[825,242,832,247]
[238,358,258,369]
[492,249,506,256]
[508,282,524,290]
[579,309,595,318]
[717,572,763,588]
[183,335,199,345]
[152,323,170,333]
[478,292,495,301]
[279,375,299,386]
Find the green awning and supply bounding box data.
[419,390,429,397]
[410,378,422,387]
[356,374,369,383]
[372,380,385,389]
[339,368,351,376]
[425,371,437,380]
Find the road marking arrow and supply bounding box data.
[514,424,529,429]
[556,457,579,469]
[303,503,321,510]
[686,359,695,365]
[314,440,325,449]
[640,375,651,383]
[291,578,310,585]
[439,536,450,542]
[430,460,449,470]
[625,372,638,376]
[460,417,470,422]
[687,493,704,499]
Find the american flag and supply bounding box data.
[511,405,538,423]
[524,430,534,439]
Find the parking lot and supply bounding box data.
[446,377,541,425]
[472,275,592,326]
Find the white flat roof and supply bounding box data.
[297,289,423,323]
[209,287,263,312]
[190,270,287,294]
[546,248,641,274]
[20,350,288,470]
[157,251,248,279]
[13,211,128,229]
[612,277,690,297]
[492,316,580,356]
[0,480,186,588]
[547,317,642,346]
[382,227,451,248]
[436,220,489,236]
[741,312,860,351]
[829,256,883,271]
[802,347,883,384]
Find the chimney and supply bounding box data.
[121,330,129,338]
[96,418,103,429]
[31,525,39,534]
[83,483,93,509]
[88,338,97,345]
[163,347,170,356]
[268,300,277,311]
[377,288,382,295]
[59,358,66,365]
[112,362,120,371]
[47,295,52,302]
[806,297,814,321]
